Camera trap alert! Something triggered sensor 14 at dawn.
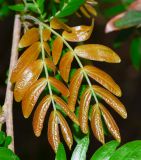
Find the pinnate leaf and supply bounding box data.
[48,111,60,152]
[100,104,121,142]
[92,85,127,119]
[11,42,41,83]
[53,95,79,125]
[79,88,91,134]
[74,44,121,63]
[84,65,121,97]
[50,18,71,32]
[90,105,105,144]
[59,50,74,82]
[14,60,43,102]
[52,36,63,65]
[57,111,73,150]
[48,77,69,97]
[68,69,83,112]
[19,28,39,48]
[62,20,94,42]
[22,78,48,118]
[33,95,51,137]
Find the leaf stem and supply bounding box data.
[39,25,56,110]
[23,15,99,104]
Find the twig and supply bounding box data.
[3,14,21,152]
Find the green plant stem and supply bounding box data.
[39,25,56,111]
[23,15,99,104]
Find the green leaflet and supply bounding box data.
[90,140,120,160]
[130,37,141,70]
[0,147,20,160]
[122,0,134,7]
[0,131,5,145]
[9,3,38,13]
[9,4,24,12]
[4,136,12,148]
[37,0,45,13]
[103,5,125,18]
[110,140,141,160]
[56,0,85,18]
[115,11,141,28]
[55,143,67,160]
[71,136,89,160]
[90,140,141,160]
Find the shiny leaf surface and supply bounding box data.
[48,111,60,152]
[92,85,127,119]
[90,104,105,144]
[74,44,121,63]
[59,51,74,82]
[53,95,79,125]
[19,28,39,48]
[99,104,121,142]
[62,20,94,42]
[33,95,51,137]
[79,88,91,134]
[68,69,83,112]
[90,140,120,160]
[22,78,48,118]
[11,42,41,83]
[48,77,69,97]
[84,65,121,97]
[57,111,73,150]
[52,37,63,65]
[14,60,43,102]
[50,18,71,32]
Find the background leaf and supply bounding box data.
[0,147,20,160]
[37,0,45,13]
[4,136,12,148]
[0,131,5,145]
[9,4,24,12]
[71,136,89,160]
[110,140,141,160]
[130,37,141,70]
[55,143,67,160]
[56,0,85,18]
[90,140,120,160]
[115,11,141,28]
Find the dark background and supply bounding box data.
[0,6,141,160]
